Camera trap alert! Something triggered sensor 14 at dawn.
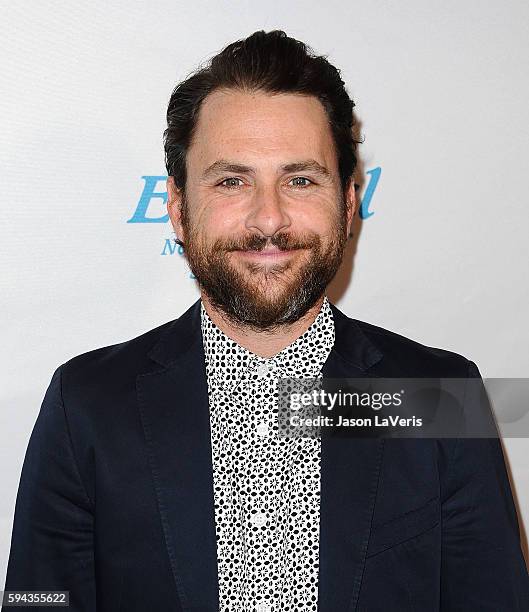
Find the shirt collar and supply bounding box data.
[201,296,335,394]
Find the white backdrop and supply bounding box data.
[2,0,529,581]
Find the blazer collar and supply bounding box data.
[146,296,383,372]
[138,296,385,612]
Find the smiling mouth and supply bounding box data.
[235,247,301,260]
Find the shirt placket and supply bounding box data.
[202,298,335,612]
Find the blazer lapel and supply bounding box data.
[136,298,219,612]
[317,303,385,612]
[136,298,385,612]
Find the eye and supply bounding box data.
[218,177,244,189]
[217,176,314,190]
[288,176,314,188]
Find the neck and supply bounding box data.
[200,292,326,358]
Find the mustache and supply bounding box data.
[219,232,320,252]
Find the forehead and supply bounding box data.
[187,88,337,172]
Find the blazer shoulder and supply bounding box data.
[59,318,177,389]
[352,317,473,377]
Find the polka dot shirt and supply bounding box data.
[200,296,335,612]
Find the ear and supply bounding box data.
[166,176,184,243]
[345,178,357,237]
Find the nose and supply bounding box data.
[244,183,291,237]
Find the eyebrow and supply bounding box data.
[201,159,332,181]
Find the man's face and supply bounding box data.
[167,89,355,331]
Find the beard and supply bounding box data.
[179,195,348,332]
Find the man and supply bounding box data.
[3,29,528,612]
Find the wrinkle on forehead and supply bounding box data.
[187,89,338,176]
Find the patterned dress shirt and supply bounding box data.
[200,296,335,612]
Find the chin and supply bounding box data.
[244,273,295,294]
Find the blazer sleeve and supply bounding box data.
[2,365,96,611]
[440,360,529,610]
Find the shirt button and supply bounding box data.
[257,359,277,377]
[250,512,267,527]
[256,604,272,612]
[256,362,270,377]
[256,421,269,437]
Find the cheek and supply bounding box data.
[293,207,338,235]
[195,205,240,237]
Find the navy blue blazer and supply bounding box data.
[3,299,529,611]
